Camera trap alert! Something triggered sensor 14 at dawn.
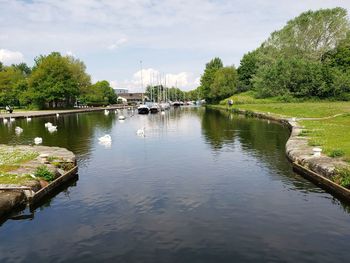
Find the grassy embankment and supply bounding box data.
[217,91,350,162]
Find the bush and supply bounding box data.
[34,165,55,182]
[334,168,350,188]
[329,149,345,158]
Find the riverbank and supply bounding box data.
[0,105,134,119]
[222,92,350,160]
[210,104,350,201]
[0,145,77,218]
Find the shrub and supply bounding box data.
[34,165,55,182]
[329,149,345,158]
[334,168,350,188]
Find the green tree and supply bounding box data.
[200,57,223,102]
[28,52,79,109]
[210,66,238,101]
[67,56,91,95]
[237,50,260,92]
[0,66,25,106]
[263,8,350,61]
[253,58,327,98]
[80,80,117,105]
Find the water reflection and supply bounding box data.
[1,108,350,263]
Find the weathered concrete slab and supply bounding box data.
[0,145,77,219]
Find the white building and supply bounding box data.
[114,88,129,95]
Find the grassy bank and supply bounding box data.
[217,92,350,161]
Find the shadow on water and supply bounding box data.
[201,108,348,196]
[0,176,79,226]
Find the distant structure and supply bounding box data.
[117,93,148,105]
[114,88,129,95]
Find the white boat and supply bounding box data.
[150,103,160,114]
[138,104,150,114]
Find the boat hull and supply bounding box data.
[138,107,149,114]
[150,108,159,114]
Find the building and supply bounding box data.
[114,88,129,95]
[117,93,148,104]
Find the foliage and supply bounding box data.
[263,7,349,61]
[237,50,260,92]
[0,66,27,106]
[34,165,55,182]
[253,58,328,98]
[80,80,117,105]
[200,57,223,102]
[0,51,119,109]
[334,168,350,188]
[233,7,350,101]
[28,52,80,109]
[329,149,345,158]
[209,66,238,102]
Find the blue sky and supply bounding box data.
[0,0,349,91]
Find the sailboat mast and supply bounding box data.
[140,60,144,104]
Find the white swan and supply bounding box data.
[34,137,43,144]
[48,126,57,133]
[44,122,53,128]
[98,134,112,142]
[3,118,8,124]
[26,117,32,122]
[15,126,23,134]
[136,128,145,137]
[118,115,126,120]
[104,109,109,115]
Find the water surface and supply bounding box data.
[0,108,349,263]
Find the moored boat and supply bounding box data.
[150,103,160,114]
[138,104,150,114]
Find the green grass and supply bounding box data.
[0,148,39,173]
[299,115,350,161]
[219,91,350,118]
[215,92,350,161]
[0,173,35,185]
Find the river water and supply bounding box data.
[0,107,350,263]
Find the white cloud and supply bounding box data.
[107,37,128,50]
[0,49,24,65]
[1,0,350,83]
[112,68,199,92]
[66,50,76,57]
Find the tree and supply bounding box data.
[67,56,91,95]
[237,50,260,92]
[200,57,223,102]
[28,52,80,109]
[11,63,31,76]
[210,66,238,101]
[0,66,25,106]
[253,58,327,98]
[263,8,350,61]
[80,80,117,105]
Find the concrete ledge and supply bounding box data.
[30,166,78,206]
[293,162,350,202]
[0,105,136,120]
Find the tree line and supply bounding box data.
[0,52,117,109]
[196,7,350,103]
